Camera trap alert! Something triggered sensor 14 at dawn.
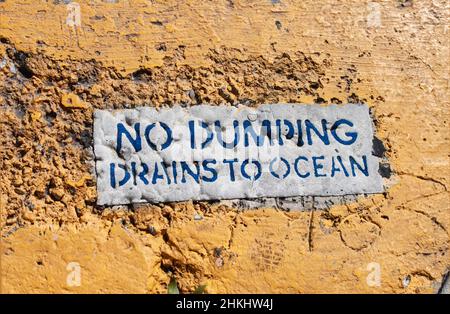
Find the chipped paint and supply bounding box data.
[0,0,448,294]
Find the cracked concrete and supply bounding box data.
[1,0,449,294]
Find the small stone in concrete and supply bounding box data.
[194,213,203,221]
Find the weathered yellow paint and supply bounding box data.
[0,0,449,294]
[61,93,88,109]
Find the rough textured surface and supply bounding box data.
[0,0,449,293]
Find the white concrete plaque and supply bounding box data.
[93,104,384,205]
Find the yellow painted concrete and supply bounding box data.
[0,0,449,293]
